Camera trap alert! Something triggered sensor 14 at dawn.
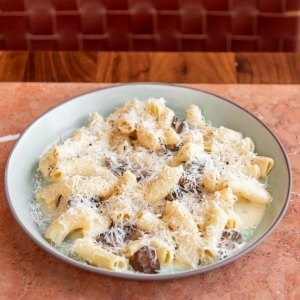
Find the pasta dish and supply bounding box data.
[33,98,274,274]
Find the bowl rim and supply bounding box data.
[4,82,292,281]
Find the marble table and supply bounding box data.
[1,83,299,299]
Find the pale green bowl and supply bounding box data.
[5,83,291,280]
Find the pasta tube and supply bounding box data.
[163,200,198,233]
[136,210,169,232]
[162,128,181,146]
[137,126,164,150]
[108,171,138,223]
[185,104,215,135]
[249,156,274,177]
[113,170,137,196]
[44,207,101,245]
[202,203,228,261]
[149,238,174,266]
[216,126,242,141]
[173,233,202,268]
[122,238,174,266]
[202,170,221,192]
[168,143,204,167]
[157,107,175,126]
[240,164,261,179]
[106,99,142,126]
[85,112,111,143]
[182,131,204,147]
[118,119,136,134]
[36,182,62,212]
[60,175,118,198]
[51,129,91,162]
[143,166,183,204]
[224,179,272,205]
[148,98,165,116]
[38,151,53,180]
[73,237,127,271]
[50,159,118,181]
[109,133,131,154]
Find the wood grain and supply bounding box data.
[0,51,28,81]
[235,53,300,84]
[0,51,299,83]
[24,52,98,82]
[149,52,237,83]
[96,52,237,83]
[95,52,152,82]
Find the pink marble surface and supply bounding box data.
[0,83,299,300]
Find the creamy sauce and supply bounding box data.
[234,197,267,230]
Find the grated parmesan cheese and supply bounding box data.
[31,98,272,274]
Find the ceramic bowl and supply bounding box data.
[5,83,291,280]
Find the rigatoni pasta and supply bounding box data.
[33,98,274,274]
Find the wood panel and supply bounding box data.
[95,52,152,82]
[96,52,237,83]
[0,51,28,82]
[149,52,237,83]
[24,52,98,82]
[0,51,300,84]
[235,53,300,84]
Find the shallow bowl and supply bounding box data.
[5,83,291,280]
